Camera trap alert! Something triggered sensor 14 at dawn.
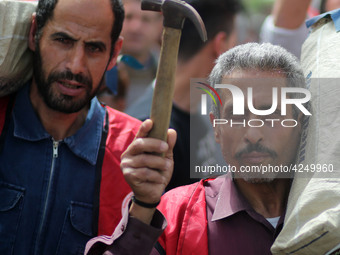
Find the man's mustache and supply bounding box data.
[47,69,92,87]
[235,143,277,159]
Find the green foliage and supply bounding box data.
[242,0,274,13]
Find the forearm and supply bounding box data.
[129,201,157,225]
[272,0,311,29]
[103,211,165,255]
[86,206,165,255]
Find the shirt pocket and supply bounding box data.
[56,201,94,255]
[0,182,25,255]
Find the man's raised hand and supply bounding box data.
[120,119,176,224]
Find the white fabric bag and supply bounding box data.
[272,15,340,255]
[0,0,37,96]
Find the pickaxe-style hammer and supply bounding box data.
[142,0,207,149]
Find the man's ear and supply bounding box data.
[107,36,123,71]
[212,30,236,58]
[28,13,37,51]
[210,111,221,144]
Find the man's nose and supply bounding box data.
[243,125,264,145]
[65,44,87,75]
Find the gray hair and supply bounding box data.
[208,42,306,118]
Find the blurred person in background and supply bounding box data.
[260,0,311,58]
[126,0,242,190]
[97,64,130,111]
[120,0,162,108]
[260,0,340,59]
[320,0,340,13]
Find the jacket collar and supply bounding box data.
[12,82,105,165]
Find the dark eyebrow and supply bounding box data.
[50,32,77,41]
[85,41,107,52]
[50,32,107,51]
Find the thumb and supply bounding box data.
[165,129,177,160]
[135,119,153,139]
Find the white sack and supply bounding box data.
[0,0,37,96]
[272,16,340,255]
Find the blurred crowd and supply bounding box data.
[98,0,340,190]
[2,0,340,254]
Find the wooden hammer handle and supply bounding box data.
[148,27,181,143]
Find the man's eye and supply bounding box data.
[125,14,133,21]
[55,38,71,44]
[87,44,103,53]
[142,16,153,24]
[88,45,99,52]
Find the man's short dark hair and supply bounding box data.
[178,0,242,61]
[35,0,125,57]
[209,43,307,119]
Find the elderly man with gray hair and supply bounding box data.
[86,42,308,255]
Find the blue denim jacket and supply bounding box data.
[0,83,105,255]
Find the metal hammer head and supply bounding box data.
[142,0,207,42]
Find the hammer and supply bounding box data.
[142,0,207,148]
